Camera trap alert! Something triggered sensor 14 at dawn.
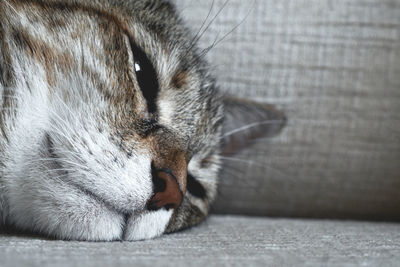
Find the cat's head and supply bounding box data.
[0,0,285,241]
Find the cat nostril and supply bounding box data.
[148,170,183,211]
[152,172,167,193]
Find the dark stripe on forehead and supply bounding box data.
[0,23,15,88]
[9,0,161,111]
[15,0,161,116]
[1,19,17,144]
[13,0,132,35]
[11,28,76,88]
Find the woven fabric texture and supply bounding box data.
[174,0,400,220]
[2,215,400,267]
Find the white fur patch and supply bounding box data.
[158,99,175,126]
[123,209,173,241]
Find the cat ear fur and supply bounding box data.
[221,96,286,156]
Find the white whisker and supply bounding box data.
[222,119,283,139]
[220,156,256,166]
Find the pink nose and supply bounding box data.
[147,170,183,210]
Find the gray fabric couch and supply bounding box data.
[2,216,400,266]
[2,0,399,266]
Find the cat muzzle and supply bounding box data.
[147,169,185,210]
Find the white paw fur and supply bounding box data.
[123,209,173,241]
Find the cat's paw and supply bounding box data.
[123,209,173,241]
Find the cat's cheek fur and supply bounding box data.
[7,176,125,241]
[0,0,228,240]
[123,209,173,241]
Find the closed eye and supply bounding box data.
[129,39,159,114]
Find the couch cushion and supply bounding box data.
[1,215,400,266]
[173,0,400,220]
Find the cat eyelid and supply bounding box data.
[127,37,159,115]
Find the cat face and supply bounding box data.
[0,0,285,241]
[0,0,224,241]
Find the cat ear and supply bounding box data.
[221,96,286,156]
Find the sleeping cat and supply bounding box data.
[0,0,285,241]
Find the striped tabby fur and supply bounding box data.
[0,0,285,241]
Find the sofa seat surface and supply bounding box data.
[1,215,399,267]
